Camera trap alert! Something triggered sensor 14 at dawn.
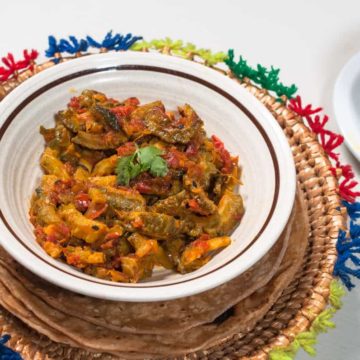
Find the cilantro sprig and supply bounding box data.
[115,145,169,185]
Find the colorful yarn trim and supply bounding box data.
[87,31,142,51]
[269,280,346,360]
[131,38,227,66]
[0,50,38,81]
[225,49,298,99]
[0,335,22,360]
[287,95,360,288]
[45,32,142,63]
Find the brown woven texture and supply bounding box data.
[0,55,346,360]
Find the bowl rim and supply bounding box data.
[0,52,296,301]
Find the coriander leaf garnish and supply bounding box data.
[115,145,169,185]
[115,156,133,185]
[149,156,168,177]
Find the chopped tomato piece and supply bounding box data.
[68,96,80,109]
[163,147,190,169]
[132,218,144,228]
[74,193,91,212]
[124,97,140,107]
[85,202,108,220]
[211,135,234,174]
[116,142,136,157]
[132,173,172,195]
[187,199,211,216]
[44,223,70,243]
[100,239,117,250]
[110,105,136,118]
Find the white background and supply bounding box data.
[1,0,360,358]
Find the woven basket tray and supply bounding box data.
[0,52,346,360]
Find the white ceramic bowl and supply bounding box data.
[0,52,296,302]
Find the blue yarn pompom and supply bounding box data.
[87,31,121,50]
[334,201,360,290]
[0,335,22,360]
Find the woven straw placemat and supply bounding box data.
[0,52,346,359]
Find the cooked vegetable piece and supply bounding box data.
[40,148,70,180]
[59,204,108,243]
[151,190,189,217]
[88,176,117,187]
[179,236,231,272]
[93,267,129,282]
[120,255,154,283]
[116,211,186,240]
[92,155,117,176]
[72,131,127,150]
[56,109,83,133]
[217,192,244,234]
[73,167,90,182]
[187,188,217,216]
[30,198,61,226]
[43,241,63,258]
[93,186,146,211]
[64,246,105,268]
[128,233,173,269]
[164,238,185,267]
[94,105,121,131]
[143,103,204,144]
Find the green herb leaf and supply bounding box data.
[115,155,133,185]
[115,145,169,185]
[137,146,163,165]
[149,156,168,177]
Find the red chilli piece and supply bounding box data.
[289,95,322,118]
[211,135,233,174]
[339,178,360,203]
[319,129,344,161]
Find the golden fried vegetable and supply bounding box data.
[40,148,70,180]
[30,198,61,226]
[43,241,63,258]
[73,167,90,182]
[93,267,129,282]
[64,246,105,268]
[59,204,108,243]
[120,255,154,283]
[88,176,117,187]
[179,236,231,272]
[91,155,117,176]
[128,233,173,269]
[217,192,244,234]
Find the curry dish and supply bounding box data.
[29,90,244,283]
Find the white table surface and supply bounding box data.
[1,0,360,358]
